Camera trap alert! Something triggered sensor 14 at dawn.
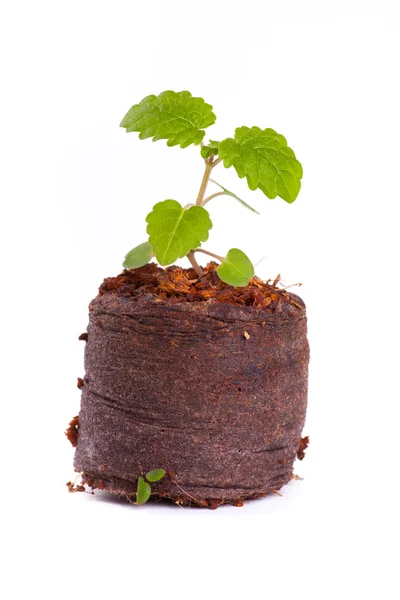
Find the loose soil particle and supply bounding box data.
[65,415,79,448]
[297,436,310,460]
[72,263,310,507]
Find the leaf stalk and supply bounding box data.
[211,157,222,168]
[201,191,228,207]
[194,248,224,262]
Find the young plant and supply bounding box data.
[136,468,166,505]
[121,90,303,286]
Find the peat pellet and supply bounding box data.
[73,264,310,505]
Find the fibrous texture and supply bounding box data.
[73,264,310,506]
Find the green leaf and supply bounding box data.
[217,248,255,287]
[218,126,303,203]
[145,468,166,483]
[209,179,260,214]
[120,91,216,148]
[123,241,153,269]
[136,476,151,505]
[146,200,212,266]
[201,140,219,158]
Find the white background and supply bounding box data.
[1,1,399,598]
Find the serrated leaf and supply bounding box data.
[123,241,153,269]
[209,179,260,214]
[145,468,166,483]
[136,476,151,505]
[120,91,216,148]
[201,140,219,158]
[217,248,255,287]
[219,126,303,203]
[146,200,212,266]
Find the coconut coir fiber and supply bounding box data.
[72,263,310,507]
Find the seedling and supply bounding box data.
[136,468,166,505]
[121,90,303,286]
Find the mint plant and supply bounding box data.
[121,90,303,286]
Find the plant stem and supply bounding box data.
[195,153,222,207]
[195,161,213,206]
[194,248,224,262]
[187,250,204,277]
[201,191,228,207]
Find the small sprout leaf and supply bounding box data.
[146,200,212,266]
[123,241,154,269]
[146,468,166,482]
[209,179,260,214]
[201,147,214,159]
[120,91,216,148]
[217,248,255,287]
[201,140,220,158]
[136,476,151,505]
[218,126,303,203]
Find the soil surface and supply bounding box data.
[72,263,310,507]
[98,262,304,310]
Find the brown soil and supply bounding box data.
[65,415,79,448]
[297,436,310,460]
[72,262,310,508]
[98,262,303,311]
[78,472,273,508]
